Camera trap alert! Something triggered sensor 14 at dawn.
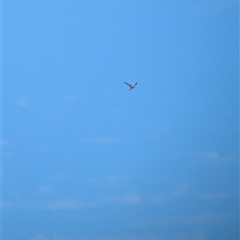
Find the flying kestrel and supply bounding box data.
[124,82,137,90]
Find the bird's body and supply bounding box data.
[124,82,137,90]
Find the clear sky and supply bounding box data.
[2,1,239,240]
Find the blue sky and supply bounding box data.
[1,1,239,240]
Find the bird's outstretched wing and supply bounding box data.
[134,82,137,86]
[124,82,133,88]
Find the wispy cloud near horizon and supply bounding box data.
[103,193,141,205]
[15,99,28,107]
[172,150,239,166]
[43,199,87,210]
[84,137,119,144]
[162,212,237,225]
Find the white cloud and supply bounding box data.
[104,193,141,205]
[2,197,92,211]
[1,200,18,210]
[52,235,78,240]
[201,192,231,200]
[38,186,54,196]
[170,185,190,198]
[203,151,219,159]
[164,212,236,225]
[0,139,11,147]
[66,94,77,100]
[15,99,28,107]
[125,222,149,229]
[172,150,238,166]
[28,232,207,240]
[43,199,88,210]
[29,234,49,240]
[53,234,166,240]
[148,193,167,203]
[203,151,238,165]
[84,137,118,144]
[172,231,208,240]
[84,174,131,192]
[29,234,79,240]
[148,185,191,204]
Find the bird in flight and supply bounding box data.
[124,82,137,90]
